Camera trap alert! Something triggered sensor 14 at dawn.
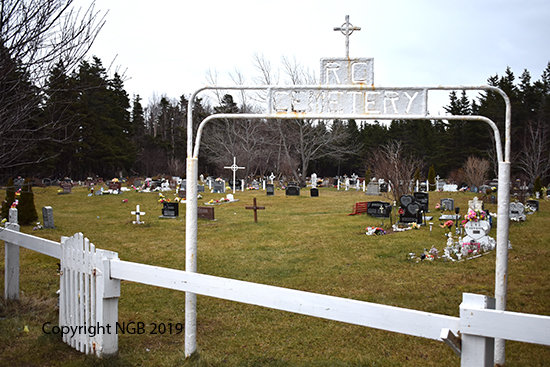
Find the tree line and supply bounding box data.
[2,2,550,187]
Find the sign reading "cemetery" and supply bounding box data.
[269,87,427,116]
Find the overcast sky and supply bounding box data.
[77,0,550,115]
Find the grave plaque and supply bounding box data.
[266,184,275,196]
[197,206,215,220]
[42,206,55,229]
[161,202,179,218]
[413,192,429,212]
[310,187,319,197]
[367,201,392,218]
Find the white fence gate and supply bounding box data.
[2,208,550,366]
[59,233,120,356]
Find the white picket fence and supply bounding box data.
[2,208,550,365]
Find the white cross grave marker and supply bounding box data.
[269,172,275,185]
[131,205,145,225]
[224,157,245,194]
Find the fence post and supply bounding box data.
[95,249,120,357]
[460,293,495,367]
[4,208,20,300]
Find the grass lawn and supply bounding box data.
[1,184,549,366]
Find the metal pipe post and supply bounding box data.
[494,161,511,363]
[185,157,198,357]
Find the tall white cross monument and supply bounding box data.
[224,157,245,194]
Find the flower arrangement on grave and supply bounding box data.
[429,245,438,259]
[440,220,454,229]
[158,193,169,203]
[461,209,486,226]
[409,222,421,230]
[398,207,404,215]
[366,226,386,235]
[33,222,43,231]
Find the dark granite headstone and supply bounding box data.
[526,199,539,212]
[380,183,388,193]
[286,185,300,196]
[108,182,122,191]
[13,177,25,190]
[413,192,429,212]
[229,179,242,190]
[399,195,423,223]
[266,184,275,196]
[367,201,392,218]
[310,187,319,197]
[161,202,179,218]
[197,206,215,220]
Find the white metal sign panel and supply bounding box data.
[269,87,427,116]
[320,58,374,85]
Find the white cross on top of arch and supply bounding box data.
[333,15,361,58]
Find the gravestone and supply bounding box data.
[469,184,478,193]
[197,185,205,193]
[197,206,215,220]
[286,183,300,196]
[526,199,539,213]
[468,196,484,212]
[42,206,55,229]
[462,219,494,250]
[160,202,179,218]
[399,195,423,224]
[212,180,225,193]
[436,179,446,191]
[266,184,275,196]
[251,180,260,190]
[442,183,458,192]
[380,182,388,193]
[365,182,380,196]
[310,187,319,197]
[178,190,186,199]
[310,173,318,188]
[59,182,72,194]
[509,202,526,221]
[367,201,392,218]
[229,179,242,191]
[440,198,455,211]
[109,181,121,192]
[413,192,429,212]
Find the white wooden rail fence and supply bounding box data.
[2,208,550,366]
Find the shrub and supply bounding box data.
[1,177,16,219]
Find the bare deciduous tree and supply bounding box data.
[462,155,490,189]
[368,140,422,203]
[0,0,105,171]
[517,119,550,183]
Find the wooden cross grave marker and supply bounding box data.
[245,198,265,223]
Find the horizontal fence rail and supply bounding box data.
[110,259,459,341]
[0,227,60,259]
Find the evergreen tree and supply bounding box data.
[18,178,38,225]
[1,177,16,219]
[428,165,436,191]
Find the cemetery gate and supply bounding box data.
[184,83,514,363]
